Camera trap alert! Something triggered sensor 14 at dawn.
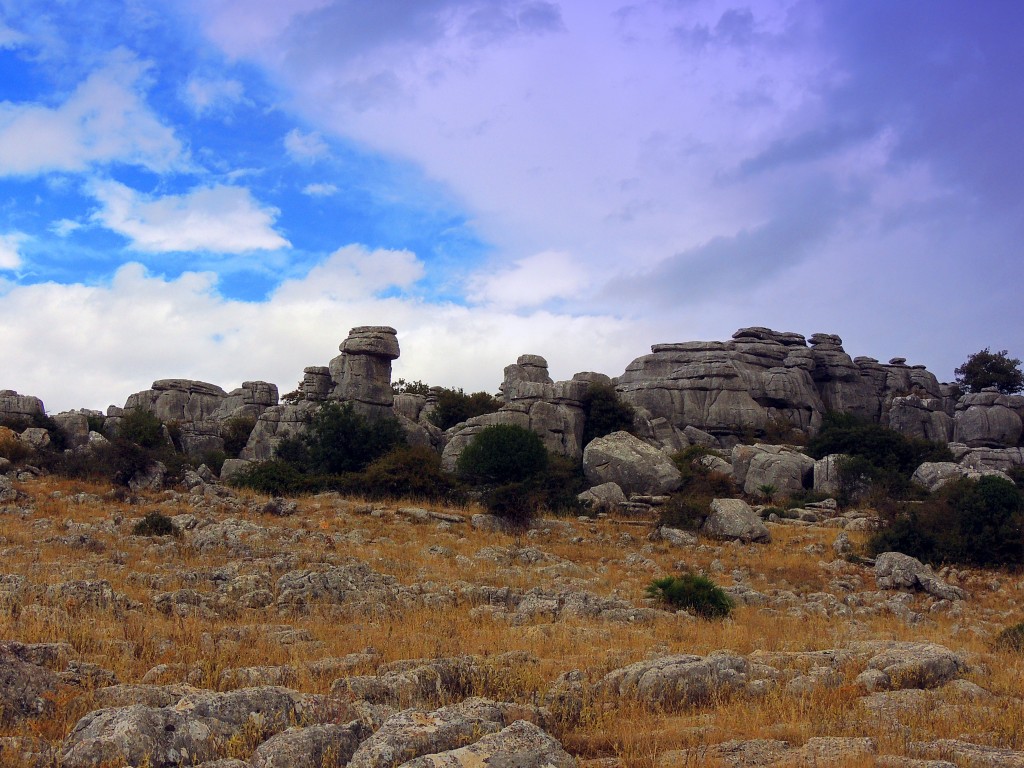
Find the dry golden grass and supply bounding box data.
[0,473,1021,767]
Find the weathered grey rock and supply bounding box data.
[856,642,969,691]
[0,391,44,420]
[395,719,575,768]
[954,392,1024,447]
[348,701,507,768]
[813,454,845,495]
[275,563,400,612]
[301,366,333,401]
[329,326,400,412]
[887,395,953,442]
[654,526,698,547]
[909,740,1024,768]
[241,401,319,462]
[124,379,228,424]
[911,462,1010,493]
[737,444,814,497]
[51,411,92,449]
[577,482,627,511]
[582,431,682,495]
[18,427,50,449]
[440,410,531,472]
[0,648,62,723]
[597,652,752,708]
[251,721,371,768]
[875,552,966,600]
[701,498,771,543]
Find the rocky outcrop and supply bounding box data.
[701,498,771,543]
[874,552,966,601]
[616,328,949,446]
[911,462,1010,493]
[582,431,682,495]
[329,326,400,418]
[953,389,1024,447]
[0,390,44,422]
[731,443,814,496]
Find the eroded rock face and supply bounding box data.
[395,719,576,768]
[597,652,753,709]
[953,391,1024,447]
[0,390,45,421]
[615,328,948,445]
[874,552,966,601]
[582,431,682,495]
[701,498,771,543]
[329,326,400,417]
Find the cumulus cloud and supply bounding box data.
[0,50,183,176]
[0,256,638,412]
[0,232,27,269]
[302,182,338,197]
[50,219,82,237]
[88,180,291,253]
[467,250,588,309]
[284,128,329,162]
[182,74,247,115]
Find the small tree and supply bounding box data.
[429,388,502,431]
[304,402,407,475]
[456,424,548,485]
[580,382,635,447]
[955,348,1024,395]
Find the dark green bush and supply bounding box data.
[868,475,1024,567]
[428,388,502,431]
[229,459,314,496]
[221,416,257,457]
[531,453,588,515]
[305,402,407,475]
[482,482,539,530]
[994,622,1024,653]
[54,438,155,487]
[580,382,635,447]
[133,511,181,538]
[456,424,548,485]
[86,414,105,433]
[657,495,708,531]
[955,348,1023,395]
[661,446,737,528]
[118,409,166,449]
[646,574,734,619]
[392,379,432,395]
[356,445,464,502]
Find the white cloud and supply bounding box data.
[0,232,27,270]
[50,219,82,237]
[182,74,246,115]
[89,180,291,253]
[0,50,184,176]
[467,250,588,309]
[284,128,329,162]
[0,257,638,412]
[302,182,339,197]
[0,23,28,49]
[274,244,424,301]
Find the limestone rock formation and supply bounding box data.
[953,390,1024,447]
[874,552,966,601]
[0,390,44,421]
[582,431,682,495]
[329,326,400,418]
[701,498,771,543]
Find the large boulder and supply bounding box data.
[582,431,682,495]
[250,721,370,768]
[910,462,1011,493]
[597,652,752,709]
[874,552,966,601]
[733,444,814,497]
[0,390,45,422]
[395,719,575,768]
[701,498,771,543]
[123,379,228,423]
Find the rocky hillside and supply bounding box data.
[0,470,1021,767]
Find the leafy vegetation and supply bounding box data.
[806,411,952,505]
[132,511,181,538]
[456,424,549,485]
[658,446,737,530]
[428,387,502,431]
[221,416,257,457]
[646,574,734,619]
[117,408,166,450]
[392,378,432,395]
[580,382,635,447]
[868,475,1024,567]
[357,446,464,503]
[955,348,1024,395]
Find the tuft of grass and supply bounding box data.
[646,574,734,619]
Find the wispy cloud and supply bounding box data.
[181,74,247,115]
[301,182,339,197]
[0,50,183,176]
[89,180,290,254]
[284,128,329,162]
[0,232,28,270]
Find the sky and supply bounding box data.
[1,0,1023,413]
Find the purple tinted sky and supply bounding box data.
[0,0,1022,411]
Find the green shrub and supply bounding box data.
[482,482,539,530]
[657,495,708,531]
[53,438,155,487]
[304,402,407,475]
[118,409,166,449]
[646,574,734,619]
[580,382,635,447]
[86,414,105,433]
[994,622,1024,653]
[221,416,257,457]
[392,378,432,395]
[428,388,502,431]
[868,475,1024,567]
[355,446,464,502]
[531,453,588,515]
[132,511,181,538]
[456,424,548,485]
[229,459,313,496]
[955,348,1023,395]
